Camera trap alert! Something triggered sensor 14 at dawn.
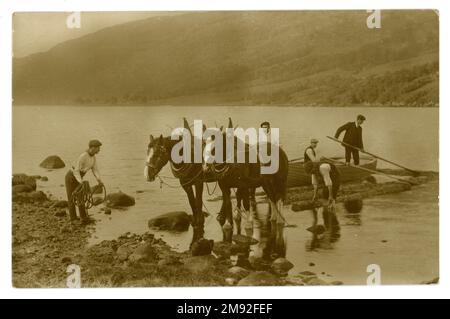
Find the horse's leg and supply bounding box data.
[194,181,205,241]
[234,188,243,235]
[219,182,233,243]
[182,184,199,246]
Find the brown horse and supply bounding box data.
[144,119,206,246]
[203,118,289,246]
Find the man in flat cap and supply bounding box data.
[334,115,366,165]
[65,139,103,224]
[304,138,320,163]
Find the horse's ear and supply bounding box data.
[228,117,233,129]
[202,124,207,133]
[159,134,163,142]
[149,134,154,143]
[183,117,192,134]
[219,126,223,132]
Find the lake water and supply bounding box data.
[12,106,439,284]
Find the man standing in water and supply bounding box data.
[65,139,103,225]
[304,160,341,239]
[334,114,366,165]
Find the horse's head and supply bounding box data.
[145,134,170,182]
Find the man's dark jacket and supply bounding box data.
[334,122,364,149]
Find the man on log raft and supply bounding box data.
[65,139,103,225]
[334,114,366,165]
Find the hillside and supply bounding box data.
[13,10,439,106]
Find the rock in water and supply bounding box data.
[291,200,322,212]
[12,174,37,191]
[39,155,65,169]
[271,258,294,275]
[148,211,191,232]
[105,191,135,208]
[237,271,281,286]
[344,198,363,214]
[191,238,214,256]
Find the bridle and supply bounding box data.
[145,145,167,170]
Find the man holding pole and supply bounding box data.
[334,114,365,165]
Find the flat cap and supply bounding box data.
[89,139,102,147]
[310,138,319,143]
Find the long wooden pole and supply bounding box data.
[322,156,417,185]
[326,136,419,175]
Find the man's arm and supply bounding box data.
[92,158,102,184]
[320,164,334,202]
[359,128,364,150]
[334,122,350,139]
[73,154,85,183]
[306,148,318,162]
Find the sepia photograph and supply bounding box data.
[11,10,439,288]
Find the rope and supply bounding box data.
[156,168,204,189]
[71,181,106,210]
[206,181,218,196]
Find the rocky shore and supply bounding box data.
[12,169,439,288]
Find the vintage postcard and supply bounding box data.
[12,10,439,288]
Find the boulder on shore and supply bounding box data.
[271,258,294,275]
[237,271,281,286]
[183,255,217,273]
[39,155,65,169]
[12,174,37,191]
[51,200,68,208]
[105,191,135,208]
[12,184,33,194]
[191,239,214,256]
[148,211,191,232]
[128,243,157,263]
[12,190,48,203]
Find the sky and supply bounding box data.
[12,12,178,58]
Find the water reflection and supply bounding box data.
[246,203,287,261]
[343,211,362,226]
[306,206,341,251]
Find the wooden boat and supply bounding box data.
[287,156,377,188]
